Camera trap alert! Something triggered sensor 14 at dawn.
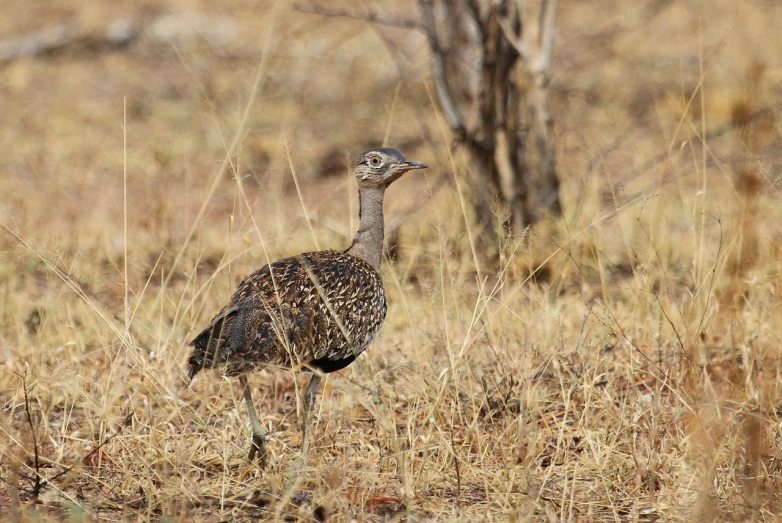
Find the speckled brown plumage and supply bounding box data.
[188,250,386,378]
[186,147,427,465]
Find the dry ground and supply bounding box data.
[2,0,782,521]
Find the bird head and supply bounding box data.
[355,148,427,188]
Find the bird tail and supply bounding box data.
[187,309,238,382]
[187,336,214,382]
[187,358,199,383]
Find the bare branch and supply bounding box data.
[17,373,43,499]
[461,0,486,40]
[293,3,421,31]
[497,17,529,60]
[418,0,469,142]
[535,0,559,75]
[464,0,483,21]
[48,411,135,483]
[0,22,78,63]
[0,20,137,64]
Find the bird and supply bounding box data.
[187,147,428,465]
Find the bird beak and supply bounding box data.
[403,160,428,170]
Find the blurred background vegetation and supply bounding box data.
[1,0,782,521]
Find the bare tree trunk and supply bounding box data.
[523,0,562,218]
[420,0,561,237]
[481,3,534,231]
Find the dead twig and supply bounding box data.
[16,372,43,500]
[0,20,137,63]
[0,22,79,62]
[49,410,134,483]
[293,3,420,31]
[418,0,471,145]
[1,390,133,499]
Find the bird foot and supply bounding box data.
[248,434,267,467]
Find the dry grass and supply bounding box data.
[2,0,782,521]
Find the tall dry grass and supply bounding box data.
[1,0,782,521]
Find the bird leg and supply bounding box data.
[239,375,267,466]
[300,373,322,459]
[281,373,322,495]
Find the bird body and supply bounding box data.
[188,250,386,378]
[186,147,427,464]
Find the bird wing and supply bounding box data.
[188,250,384,377]
[188,297,293,376]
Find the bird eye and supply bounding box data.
[369,156,382,168]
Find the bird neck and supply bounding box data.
[346,185,386,272]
